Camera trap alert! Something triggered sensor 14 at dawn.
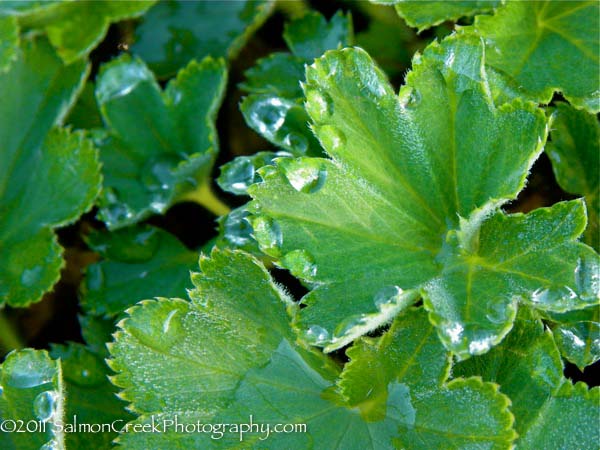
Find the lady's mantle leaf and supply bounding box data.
[0,16,18,72]
[82,225,198,317]
[454,309,600,449]
[49,343,133,450]
[132,0,274,78]
[0,0,155,65]
[95,55,226,229]
[110,249,411,448]
[0,349,65,450]
[0,37,100,307]
[340,308,516,449]
[546,102,599,251]
[471,0,600,112]
[384,0,502,32]
[248,34,596,358]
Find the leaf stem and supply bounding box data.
[180,181,231,217]
[0,310,24,354]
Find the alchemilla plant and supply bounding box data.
[1,1,599,449]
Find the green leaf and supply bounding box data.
[82,225,198,317]
[0,349,65,450]
[132,0,274,78]
[546,102,599,250]
[65,82,102,130]
[0,0,155,64]
[247,35,594,357]
[0,16,18,72]
[339,308,516,448]
[79,314,115,358]
[109,249,420,448]
[471,0,600,112]
[95,55,227,229]
[454,308,600,449]
[392,0,502,31]
[218,151,282,196]
[283,10,353,60]
[544,306,600,370]
[240,52,306,98]
[49,343,132,450]
[0,37,100,308]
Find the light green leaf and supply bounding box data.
[132,0,274,78]
[82,225,198,317]
[546,102,599,250]
[0,0,155,64]
[544,306,600,370]
[49,343,132,449]
[339,308,516,448]
[95,55,226,229]
[109,249,419,448]
[0,349,65,450]
[392,0,502,31]
[0,37,99,308]
[0,16,18,72]
[454,308,600,449]
[472,0,600,112]
[246,35,593,357]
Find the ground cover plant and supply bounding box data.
[0,0,599,449]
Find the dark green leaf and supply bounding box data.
[95,55,226,229]
[132,0,274,78]
[454,308,600,449]
[546,102,599,250]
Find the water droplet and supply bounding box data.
[5,363,54,389]
[407,89,421,108]
[250,97,287,138]
[86,265,104,291]
[40,440,59,450]
[283,132,309,154]
[138,271,148,279]
[163,309,179,334]
[219,157,255,195]
[142,154,180,193]
[279,159,327,194]
[373,286,403,308]
[318,126,346,152]
[0,385,4,397]
[443,321,464,344]
[306,90,334,122]
[21,266,43,287]
[305,325,330,346]
[81,369,90,379]
[101,197,135,227]
[251,216,282,256]
[222,208,253,246]
[485,301,507,324]
[468,337,493,355]
[282,250,317,280]
[33,390,59,422]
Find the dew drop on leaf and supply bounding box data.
[280,159,327,194]
[282,249,317,280]
[373,285,403,308]
[319,125,346,152]
[21,266,43,287]
[40,440,59,450]
[283,132,309,154]
[252,216,283,256]
[33,390,59,422]
[220,157,255,195]
[251,97,286,136]
[306,89,334,122]
[222,209,253,246]
[305,325,331,346]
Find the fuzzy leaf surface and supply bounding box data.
[95,55,226,229]
[82,225,198,317]
[0,349,65,450]
[132,0,274,78]
[454,309,600,449]
[472,0,600,112]
[0,37,99,307]
[248,36,593,357]
[546,102,599,250]
[339,308,516,449]
[109,249,416,448]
